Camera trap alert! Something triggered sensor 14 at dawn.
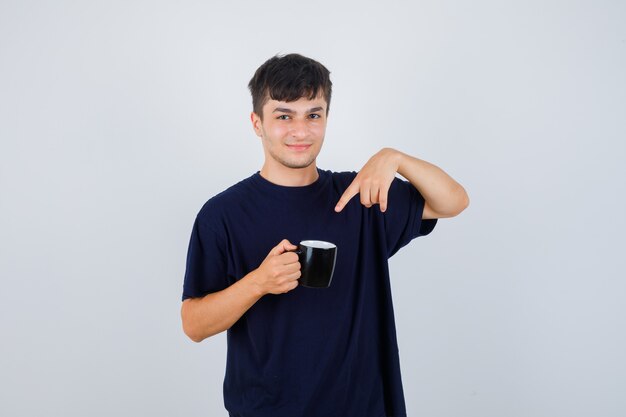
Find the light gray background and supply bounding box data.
[1,1,624,416]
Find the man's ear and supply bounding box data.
[250,112,263,137]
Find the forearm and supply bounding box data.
[394,149,469,217]
[181,271,264,342]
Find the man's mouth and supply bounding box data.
[286,144,312,151]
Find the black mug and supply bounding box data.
[293,240,337,288]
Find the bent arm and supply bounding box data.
[181,239,301,342]
[181,271,264,342]
[334,148,469,217]
[395,150,469,218]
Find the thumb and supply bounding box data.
[271,239,297,256]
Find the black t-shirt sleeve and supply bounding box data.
[383,177,437,258]
[181,216,230,301]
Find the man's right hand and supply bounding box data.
[182,239,301,342]
[252,239,301,295]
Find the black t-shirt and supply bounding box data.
[183,168,437,417]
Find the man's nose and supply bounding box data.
[289,119,308,139]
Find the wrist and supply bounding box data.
[244,270,267,298]
[383,147,405,173]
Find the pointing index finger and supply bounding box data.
[334,180,360,212]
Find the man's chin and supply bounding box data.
[281,159,316,169]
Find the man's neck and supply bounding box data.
[259,163,319,187]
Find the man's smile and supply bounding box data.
[286,143,312,151]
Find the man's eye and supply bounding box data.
[277,115,290,120]
[309,114,321,119]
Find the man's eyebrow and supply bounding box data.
[272,106,325,114]
[272,107,294,113]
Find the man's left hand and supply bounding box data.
[334,148,402,213]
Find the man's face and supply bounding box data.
[251,94,328,171]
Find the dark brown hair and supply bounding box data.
[248,53,332,119]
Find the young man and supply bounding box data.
[181,53,468,417]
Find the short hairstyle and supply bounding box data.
[248,53,332,119]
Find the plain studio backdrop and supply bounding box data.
[1,1,624,416]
